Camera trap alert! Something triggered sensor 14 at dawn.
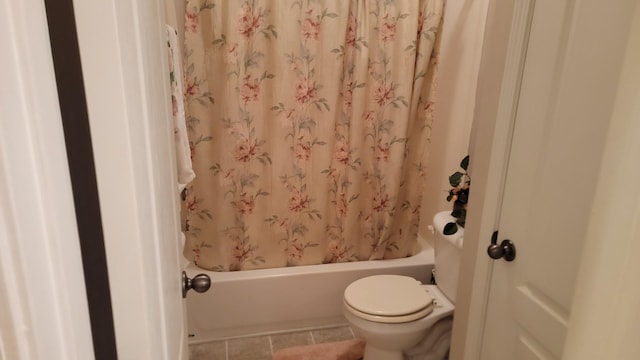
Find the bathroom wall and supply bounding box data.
[418,0,490,245]
[562,3,640,357]
[163,0,490,246]
[165,0,185,46]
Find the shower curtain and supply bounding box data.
[183,0,444,271]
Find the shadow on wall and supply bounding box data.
[418,0,489,245]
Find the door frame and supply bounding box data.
[451,0,640,359]
[71,0,188,358]
[43,0,119,357]
[449,0,525,357]
[3,0,187,358]
[0,0,95,358]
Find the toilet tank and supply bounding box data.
[433,211,464,303]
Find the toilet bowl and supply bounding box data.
[342,211,463,360]
[343,277,454,360]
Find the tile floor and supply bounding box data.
[189,326,357,360]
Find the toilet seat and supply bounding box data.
[343,275,434,324]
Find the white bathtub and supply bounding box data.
[185,237,434,343]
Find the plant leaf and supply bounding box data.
[449,172,463,187]
[443,222,458,235]
[460,155,470,171]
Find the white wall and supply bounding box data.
[419,0,490,242]
[165,0,185,46]
[562,3,640,358]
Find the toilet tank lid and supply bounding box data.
[433,211,464,248]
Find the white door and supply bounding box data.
[1,0,95,358]
[72,0,189,359]
[478,0,637,359]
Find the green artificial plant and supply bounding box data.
[444,155,470,235]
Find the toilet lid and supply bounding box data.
[344,275,433,320]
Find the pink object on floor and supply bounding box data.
[272,339,366,360]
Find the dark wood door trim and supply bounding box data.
[43,1,118,359]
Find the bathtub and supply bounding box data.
[185,236,434,343]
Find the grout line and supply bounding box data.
[268,335,274,355]
[188,322,350,344]
[189,326,354,358]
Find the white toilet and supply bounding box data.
[342,211,463,360]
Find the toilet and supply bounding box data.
[342,211,463,360]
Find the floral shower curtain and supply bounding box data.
[183,0,444,271]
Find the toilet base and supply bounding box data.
[343,285,455,360]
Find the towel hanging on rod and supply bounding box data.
[166,24,195,191]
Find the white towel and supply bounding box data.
[166,25,195,191]
[404,317,453,360]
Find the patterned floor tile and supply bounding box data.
[271,330,313,352]
[227,335,271,360]
[189,340,226,360]
[311,326,355,344]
